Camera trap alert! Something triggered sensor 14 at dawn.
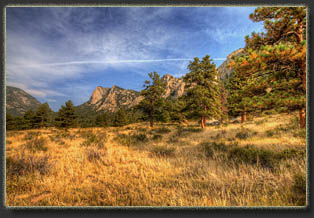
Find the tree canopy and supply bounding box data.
[184,55,222,128]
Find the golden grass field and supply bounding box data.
[5,112,307,207]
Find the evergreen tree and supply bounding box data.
[6,113,16,130]
[55,100,77,129]
[22,109,35,129]
[229,7,306,127]
[184,55,222,128]
[165,98,187,123]
[95,113,110,127]
[140,72,166,128]
[34,103,53,128]
[113,108,128,127]
[219,81,229,123]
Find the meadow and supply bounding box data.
[5,112,306,207]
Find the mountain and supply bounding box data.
[6,86,41,117]
[77,74,186,113]
[161,74,185,99]
[217,48,244,80]
[77,85,144,113]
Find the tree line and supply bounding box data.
[6,7,306,130]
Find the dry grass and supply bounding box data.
[5,112,307,207]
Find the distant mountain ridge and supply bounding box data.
[77,74,186,113]
[7,49,241,116]
[6,86,41,117]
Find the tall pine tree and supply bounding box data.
[228,7,306,127]
[34,103,53,128]
[184,55,222,128]
[55,100,77,129]
[140,72,166,128]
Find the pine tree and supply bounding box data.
[22,109,35,129]
[113,108,128,127]
[6,113,16,130]
[140,72,166,128]
[34,103,53,128]
[229,7,306,127]
[184,55,222,128]
[95,112,111,127]
[55,100,77,129]
[219,81,229,123]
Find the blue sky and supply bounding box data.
[6,7,264,111]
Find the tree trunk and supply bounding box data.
[241,111,246,123]
[299,108,306,128]
[201,117,205,129]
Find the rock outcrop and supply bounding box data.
[217,48,245,80]
[161,74,185,99]
[79,74,187,113]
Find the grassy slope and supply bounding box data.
[5,112,306,207]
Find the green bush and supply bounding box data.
[6,155,50,177]
[81,132,107,148]
[151,146,175,157]
[255,119,266,125]
[24,137,48,152]
[23,132,41,141]
[154,127,171,134]
[86,148,104,162]
[265,130,275,137]
[175,126,203,137]
[152,134,163,141]
[199,141,229,158]
[227,145,280,169]
[235,131,249,140]
[114,133,148,147]
[290,173,306,206]
[133,133,148,142]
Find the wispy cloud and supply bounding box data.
[6,7,260,110]
[13,57,227,68]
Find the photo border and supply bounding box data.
[0,0,312,217]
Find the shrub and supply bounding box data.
[115,134,133,147]
[227,145,280,169]
[23,132,41,141]
[114,133,148,147]
[6,155,50,177]
[293,128,306,138]
[24,137,48,152]
[255,119,266,125]
[151,145,175,157]
[278,148,305,160]
[136,127,147,132]
[152,134,163,141]
[265,130,274,137]
[200,141,229,158]
[175,126,203,137]
[290,173,306,206]
[132,133,148,142]
[235,131,249,140]
[86,148,104,162]
[154,127,171,134]
[81,132,107,148]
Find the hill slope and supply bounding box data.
[6,86,41,117]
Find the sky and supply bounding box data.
[6,6,264,111]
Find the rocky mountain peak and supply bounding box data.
[161,74,185,99]
[89,86,109,105]
[217,48,245,80]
